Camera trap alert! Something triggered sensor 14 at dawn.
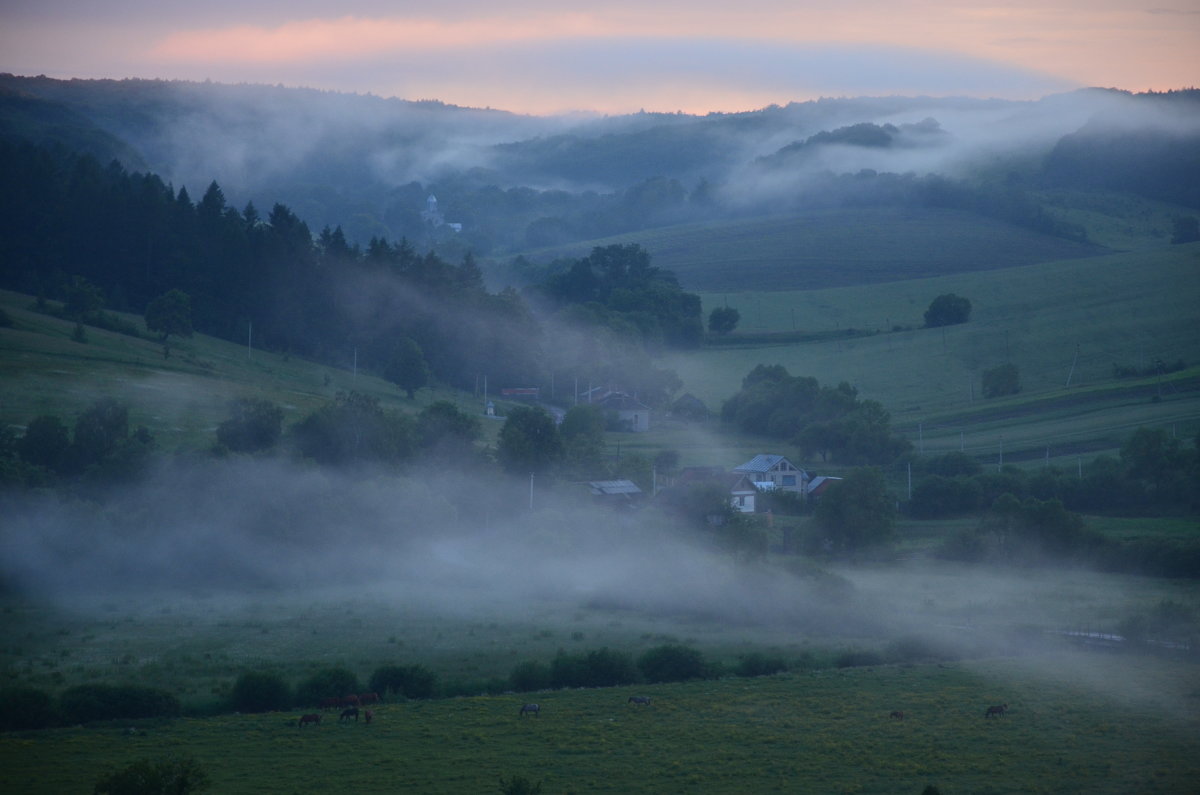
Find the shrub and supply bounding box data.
[508,661,551,692]
[368,664,437,700]
[216,398,283,453]
[923,293,971,327]
[637,644,707,683]
[550,648,639,688]
[230,671,291,713]
[734,653,789,678]
[982,363,1020,398]
[0,686,55,731]
[295,667,360,707]
[93,755,210,794]
[59,684,180,724]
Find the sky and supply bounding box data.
[1,1,1197,115]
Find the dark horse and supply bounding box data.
[985,704,1008,718]
[340,707,359,722]
[889,711,905,720]
[628,696,651,705]
[519,703,540,717]
[298,713,321,728]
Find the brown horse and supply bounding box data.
[298,713,321,728]
[341,695,361,708]
[364,709,373,725]
[357,692,380,705]
[889,711,905,720]
[319,697,340,711]
[340,707,359,722]
[985,704,1008,718]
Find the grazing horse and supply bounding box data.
[519,703,540,717]
[298,714,321,728]
[358,692,380,705]
[364,709,373,725]
[889,711,905,720]
[340,707,359,722]
[985,704,1008,718]
[628,696,651,706]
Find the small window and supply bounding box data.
[783,475,796,486]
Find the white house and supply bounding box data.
[732,454,808,494]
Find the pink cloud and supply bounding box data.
[148,14,618,63]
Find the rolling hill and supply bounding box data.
[503,206,1108,292]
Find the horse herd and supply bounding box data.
[298,693,1008,727]
[298,692,380,728]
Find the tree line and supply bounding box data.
[0,140,701,405]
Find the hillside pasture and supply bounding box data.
[1,655,1196,793]
[514,206,1106,292]
[0,290,492,451]
[668,243,1200,467]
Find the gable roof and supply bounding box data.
[733,454,799,474]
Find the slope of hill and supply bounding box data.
[664,242,1200,465]
[504,206,1108,292]
[0,290,484,452]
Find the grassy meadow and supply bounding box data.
[0,289,502,452]
[516,206,1106,293]
[1,654,1197,793]
[676,242,1200,467]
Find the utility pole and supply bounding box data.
[247,321,252,360]
[529,472,534,510]
[1065,344,1079,388]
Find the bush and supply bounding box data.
[923,293,971,327]
[230,671,291,713]
[734,653,789,678]
[368,664,437,700]
[295,667,360,707]
[637,644,708,683]
[0,686,55,730]
[508,661,551,692]
[216,398,283,453]
[93,755,210,794]
[982,363,1020,398]
[59,684,180,724]
[550,648,639,689]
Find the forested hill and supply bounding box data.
[0,139,704,404]
[2,75,1197,263]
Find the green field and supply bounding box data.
[0,290,501,452]
[671,243,1200,468]
[515,206,1107,292]
[2,653,1197,793]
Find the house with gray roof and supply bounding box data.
[732,454,808,494]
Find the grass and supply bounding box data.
[670,242,1200,468]
[2,654,1197,793]
[515,206,1107,293]
[0,290,501,451]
